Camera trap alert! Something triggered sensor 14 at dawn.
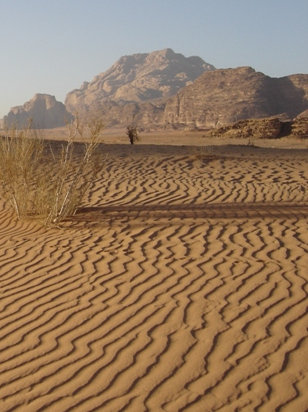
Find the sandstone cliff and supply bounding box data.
[65,61,308,130]
[65,48,215,121]
[3,94,73,129]
[163,67,308,129]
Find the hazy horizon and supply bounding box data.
[0,0,307,118]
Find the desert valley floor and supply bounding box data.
[0,140,308,411]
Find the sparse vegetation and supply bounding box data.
[193,145,218,162]
[126,125,139,145]
[0,118,103,225]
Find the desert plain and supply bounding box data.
[0,130,308,411]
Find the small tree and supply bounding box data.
[126,125,139,145]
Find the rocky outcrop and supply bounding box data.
[163,67,308,129]
[210,116,292,139]
[65,48,215,122]
[66,64,307,130]
[291,111,308,137]
[3,94,73,129]
[208,114,308,140]
[296,109,308,119]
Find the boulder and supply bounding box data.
[210,117,290,139]
[291,111,308,137]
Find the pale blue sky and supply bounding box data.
[0,0,307,117]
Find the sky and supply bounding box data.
[0,0,307,118]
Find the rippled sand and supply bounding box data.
[0,143,308,411]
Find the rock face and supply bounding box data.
[208,113,308,140]
[65,48,215,122]
[3,51,307,133]
[3,94,73,129]
[163,67,308,129]
[275,75,308,117]
[296,109,308,119]
[65,60,308,130]
[291,111,308,137]
[210,117,292,139]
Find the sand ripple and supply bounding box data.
[0,145,307,411]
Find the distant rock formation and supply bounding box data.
[209,116,291,139]
[163,67,308,129]
[292,111,308,137]
[65,59,308,130]
[275,75,308,117]
[3,94,73,129]
[65,48,215,121]
[2,50,307,133]
[206,114,308,140]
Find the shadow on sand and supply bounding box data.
[74,201,308,221]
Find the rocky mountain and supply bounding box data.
[2,50,307,133]
[3,94,73,129]
[65,48,215,117]
[163,67,308,129]
[65,59,308,130]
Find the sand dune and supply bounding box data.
[0,143,308,411]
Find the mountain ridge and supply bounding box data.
[163,67,308,129]
[65,48,215,116]
[1,49,308,131]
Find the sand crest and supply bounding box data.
[0,143,307,411]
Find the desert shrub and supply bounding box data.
[0,118,103,225]
[126,125,139,144]
[193,145,218,161]
[0,122,44,218]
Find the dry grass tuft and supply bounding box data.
[0,118,103,225]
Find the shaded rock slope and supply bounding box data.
[164,67,308,129]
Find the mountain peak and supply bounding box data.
[65,49,215,114]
